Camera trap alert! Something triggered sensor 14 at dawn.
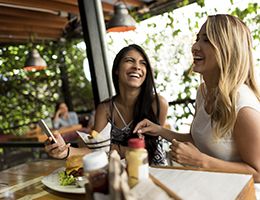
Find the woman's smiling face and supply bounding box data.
[117,49,147,89]
[191,22,219,79]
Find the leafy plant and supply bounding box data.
[0,40,94,135]
[106,1,259,131]
[0,1,259,134]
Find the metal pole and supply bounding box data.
[78,0,113,107]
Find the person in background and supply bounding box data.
[53,102,79,129]
[134,14,260,198]
[45,44,168,165]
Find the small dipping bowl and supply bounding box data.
[75,176,88,188]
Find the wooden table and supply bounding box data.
[0,124,84,146]
[0,159,85,200]
[0,160,256,200]
[0,125,84,171]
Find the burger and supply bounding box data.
[59,155,84,186]
[65,155,84,177]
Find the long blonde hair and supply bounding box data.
[206,14,260,138]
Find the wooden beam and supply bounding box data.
[0,22,62,36]
[0,30,62,39]
[0,34,58,41]
[0,15,67,28]
[0,7,67,22]
[124,0,145,7]
[0,0,79,14]
[51,0,78,6]
[101,2,113,13]
[0,38,30,45]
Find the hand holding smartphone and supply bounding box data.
[38,119,57,144]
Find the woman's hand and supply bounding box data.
[44,132,70,159]
[133,119,162,137]
[55,109,62,118]
[170,139,205,167]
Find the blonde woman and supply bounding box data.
[134,14,260,197]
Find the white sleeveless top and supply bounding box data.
[191,84,260,199]
[191,84,260,161]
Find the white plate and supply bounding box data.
[41,167,85,194]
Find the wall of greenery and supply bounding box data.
[0,40,94,135]
[106,1,260,131]
[0,1,259,135]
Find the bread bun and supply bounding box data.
[65,155,84,176]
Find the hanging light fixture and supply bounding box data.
[107,2,136,32]
[24,49,47,71]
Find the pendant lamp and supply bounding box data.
[107,2,136,32]
[24,49,47,71]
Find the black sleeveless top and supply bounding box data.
[108,99,133,146]
[108,98,166,165]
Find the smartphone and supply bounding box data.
[38,119,57,143]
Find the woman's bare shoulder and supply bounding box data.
[152,94,168,108]
[152,94,168,111]
[158,94,168,105]
[96,98,111,112]
[94,98,113,131]
[151,94,168,125]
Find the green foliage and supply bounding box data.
[177,0,192,8]
[196,0,205,7]
[231,3,260,44]
[107,0,259,131]
[0,40,94,135]
[62,42,94,111]
[1,1,259,134]
[231,3,259,20]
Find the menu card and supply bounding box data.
[149,167,253,200]
[130,178,174,200]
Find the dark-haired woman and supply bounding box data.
[52,102,79,129]
[45,44,168,165]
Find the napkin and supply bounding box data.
[76,122,111,153]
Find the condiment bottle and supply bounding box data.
[83,151,109,197]
[125,138,149,188]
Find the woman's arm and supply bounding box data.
[94,102,110,132]
[133,118,192,142]
[170,107,260,182]
[53,109,61,122]
[233,107,260,181]
[45,101,110,159]
[203,107,260,181]
[44,132,91,159]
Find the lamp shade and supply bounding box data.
[24,49,47,71]
[107,2,136,32]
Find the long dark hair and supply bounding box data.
[112,44,160,163]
